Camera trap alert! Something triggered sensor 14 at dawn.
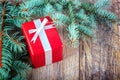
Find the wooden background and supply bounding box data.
[27,0,120,80]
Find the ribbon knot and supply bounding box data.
[29,18,54,43]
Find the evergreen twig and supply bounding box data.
[0,0,6,67]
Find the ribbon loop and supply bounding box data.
[29,18,54,44]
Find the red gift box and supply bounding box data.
[22,16,63,68]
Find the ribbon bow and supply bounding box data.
[29,18,54,43]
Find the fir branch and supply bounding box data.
[2,47,13,69]
[1,5,5,30]
[0,47,13,79]
[68,2,75,22]
[0,68,9,80]
[12,60,31,74]
[52,13,69,26]
[1,0,9,30]
[72,0,81,8]
[12,74,26,80]
[12,60,31,80]
[53,3,63,11]
[0,0,7,68]
[67,23,79,47]
[76,9,89,21]
[78,25,93,37]
[10,0,22,6]
[43,3,55,16]
[94,0,111,8]
[3,32,26,54]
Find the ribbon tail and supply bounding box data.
[29,29,37,34]
[31,31,39,43]
[44,24,55,30]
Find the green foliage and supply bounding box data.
[1,34,31,80]
[11,60,31,80]
[94,0,111,8]
[0,48,12,80]
[52,13,69,26]
[0,0,117,80]
[0,1,31,79]
[67,23,79,46]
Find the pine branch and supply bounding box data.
[0,47,13,79]
[3,31,26,58]
[94,0,111,8]
[67,23,79,47]
[2,47,12,70]
[52,13,69,26]
[12,60,31,80]
[1,5,5,30]
[68,2,75,22]
[0,0,7,68]
[0,68,9,80]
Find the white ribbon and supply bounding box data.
[29,18,54,43]
[29,18,54,65]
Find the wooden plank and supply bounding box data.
[79,40,86,80]
[79,39,92,80]
[91,28,101,80]
[84,40,92,80]
[111,24,120,80]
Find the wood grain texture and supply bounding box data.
[27,0,120,80]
